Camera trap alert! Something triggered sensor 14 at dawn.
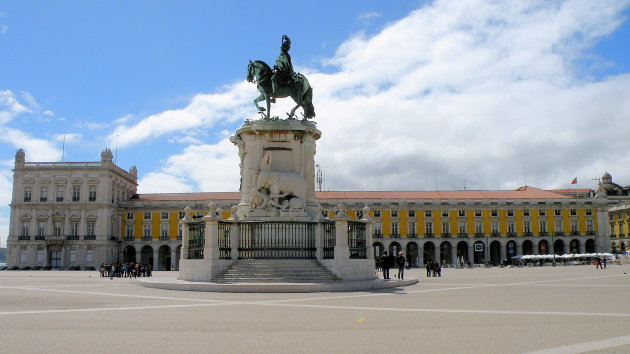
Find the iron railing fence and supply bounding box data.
[348,221,367,259]
[218,221,231,259]
[188,221,205,259]
[238,222,315,259]
[323,222,335,259]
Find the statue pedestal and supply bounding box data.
[231,118,322,221]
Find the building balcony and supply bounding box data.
[586,231,595,235]
[507,232,516,237]
[83,235,96,240]
[124,236,134,241]
[40,198,47,202]
[491,232,500,237]
[18,236,30,240]
[442,232,451,238]
[407,233,417,238]
[159,235,169,241]
[390,233,400,238]
[473,232,483,237]
[66,235,80,240]
[539,232,548,236]
[425,232,434,238]
[109,236,117,241]
[571,231,580,236]
[56,197,64,202]
[141,236,152,241]
[523,232,533,236]
[554,232,563,236]
[373,233,383,239]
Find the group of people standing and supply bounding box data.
[99,263,152,278]
[425,261,442,277]
[378,252,407,280]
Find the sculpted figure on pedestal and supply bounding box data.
[249,152,306,211]
[246,35,315,120]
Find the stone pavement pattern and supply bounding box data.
[1,265,629,353]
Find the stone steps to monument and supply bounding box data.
[216,259,340,283]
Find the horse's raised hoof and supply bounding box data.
[258,107,266,112]
[270,98,276,103]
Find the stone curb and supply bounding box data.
[137,277,419,293]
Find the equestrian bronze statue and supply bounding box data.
[247,35,315,120]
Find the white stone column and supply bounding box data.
[203,203,221,261]
[153,248,159,270]
[229,207,240,260]
[362,206,374,260]
[170,249,177,270]
[315,222,323,260]
[334,209,350,260]
[180,206,192,259]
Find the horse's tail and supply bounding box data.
[303,87,316,119]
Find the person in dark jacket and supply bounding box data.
[380,252,391,279]
[396,252,406,279]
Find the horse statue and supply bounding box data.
[247,60,315,120]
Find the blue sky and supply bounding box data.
[1,0,630,246]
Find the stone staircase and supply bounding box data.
[215,259,340,283]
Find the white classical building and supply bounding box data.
[6,148,137,268]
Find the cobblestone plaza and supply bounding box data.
[1,265,629,353]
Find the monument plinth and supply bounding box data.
[231,119,321,221]
[172,35,411,290]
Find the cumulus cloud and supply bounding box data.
[110,81,256,148]
[0,90,30,124]
[138,137,240,193]
[116,0,630,193]
[0,126,62,161]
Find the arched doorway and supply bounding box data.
[423,242,435,263]
[456,241,469,263]
[506,240,517,260]
[473,241,485,264]
[407,242,419,268]
[585,239,595,253]
[373,242,385,258]
[440,241,452,265]
[611,242,618,253]
[569,239,580,254]
[522,240,533,255]
[538,240,549,254]
[553,239,564,255]
[389,242,402,256]
[490,241,501,265]
[621,242,626,253]
[158,245,171,270]
[123,245,136,263]
[141,245,153,266]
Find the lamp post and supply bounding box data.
[551,232,556,267]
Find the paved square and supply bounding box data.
[1,265,629,353]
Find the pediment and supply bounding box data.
[38,179,51,185]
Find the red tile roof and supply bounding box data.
[134,186,570,201]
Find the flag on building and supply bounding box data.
[571,177,578,185]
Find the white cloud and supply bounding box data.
[120,0,630,193]
[0,126,61,161]
[43,110,54,116]
[137,137,240,193]
[54,133,83,143]
[0,90,30,124]
[168,135,204,145]
[359,11,381,21]
[138,172,194,194]
[110,81,256,148]
[0,25,7,35]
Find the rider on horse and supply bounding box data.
[272,35,297,100]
